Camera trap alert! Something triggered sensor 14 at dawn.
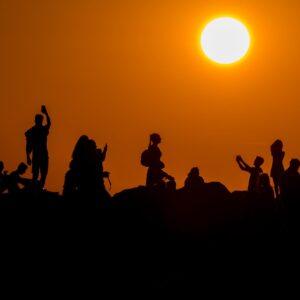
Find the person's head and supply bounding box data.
[189,167,200,177]
[72,135,89,159]
[17,163,28,175]
[35,114,44,126]
[0,161,4,173]
[254,156,264,168]
[289,159,300,172]
[271,139,283,152]
[77,135,89,145]
[150,133,161,145]
[88,139,97,151]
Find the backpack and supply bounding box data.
[141,149,152,167]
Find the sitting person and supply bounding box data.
[184,167,204,191]
[236,155,264,192]
[63,136,110,197]
[0,161,8,193]
[6,163,31,193]
[63,160,79,196]
[141,133,174,188]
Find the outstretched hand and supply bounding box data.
[236,155,242,162]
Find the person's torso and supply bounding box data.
[148,145,163,168]
[249,168,262,191]
[7,172,19,190]
[28,126,49,153]
[271,152,285,171]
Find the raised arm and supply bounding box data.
[102,144,108,161]
[25,131,32,166]
[41,105,51,130]
[236,155,251,172]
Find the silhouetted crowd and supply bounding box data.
[235,140,300,203]
[0,106,300,205]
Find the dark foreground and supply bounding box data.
[0,183,299,296]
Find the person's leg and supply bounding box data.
[40,156,49,189]
[146,168,152,187]
[146,167,158,187]
[32,155,40,186]
[273,177,279,199]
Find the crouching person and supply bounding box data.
[6,163,32,194]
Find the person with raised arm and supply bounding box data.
[25,105,51,189]
[236,155,264,192]
[270,139,285,199]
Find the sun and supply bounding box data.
[200,17,251,65]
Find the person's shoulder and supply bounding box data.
[42,125,50,132]
[25,127,34,136]
[9,171,17,177]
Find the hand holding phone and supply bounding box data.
[41,105,47,114]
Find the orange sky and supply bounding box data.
[0,0,300,193]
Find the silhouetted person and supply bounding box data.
[282,159,300,201]
[257,173,274,200]
[0,161,4,176]
[184,167,204,191]
[271,139,285,198]
[72,135,89,167]
[63,135,110,197]
[7,163,31,193]
[141,133,174,188]
[63,160,79,196]
[25,105,51,189]
[96,143,110,189]
[63,135,88,196]
[236,155,264,192]
[0,161,4,187]
[0,161,8,193]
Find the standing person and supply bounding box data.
[236,155,264,192]
[184,167,205,191]
[25,105,51,189]
[270,139,285,199]
[282,159,300,200]
[141,133,174,188]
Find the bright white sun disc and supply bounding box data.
[201,17,250,64]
